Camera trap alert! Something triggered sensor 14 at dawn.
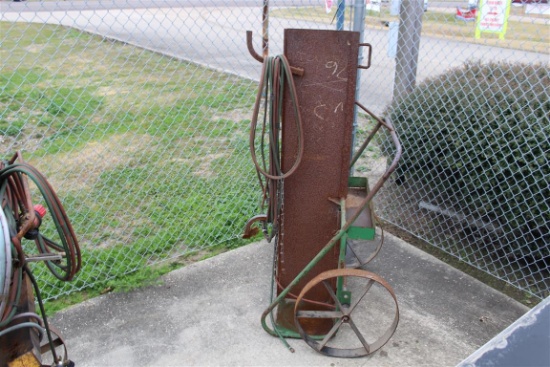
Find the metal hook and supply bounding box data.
[246,31,305,76]
[246,30,264,63]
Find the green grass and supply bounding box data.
[1,21,264,313]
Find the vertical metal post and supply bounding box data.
[336,0,346,30]
[262,0,269,57]
[392,0,423,103]
[351,0,366,173]
[352,0,366,47]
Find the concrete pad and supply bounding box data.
[50,233,528,367]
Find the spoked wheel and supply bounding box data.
[294,268,399,358]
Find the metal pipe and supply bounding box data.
[335,0,346,30]
[350,0,367,175]
[262,0,269,57]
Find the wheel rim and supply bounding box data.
[294,268,399,358]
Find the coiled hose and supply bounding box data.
[248,55,305,352]
[0,152,80,364]
[249,54,304,240]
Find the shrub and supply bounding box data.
[385,61,549,259]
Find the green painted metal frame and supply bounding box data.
[346,176,376,241]
[260,108,402,351]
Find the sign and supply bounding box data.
[475,0,511,40]
[325,0,333,13]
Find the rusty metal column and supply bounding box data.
[275,29,360,334]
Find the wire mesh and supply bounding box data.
[1,0,548,301]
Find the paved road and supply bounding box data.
[1,0,316,12]
[2,1,548,113]
[0,0,467,12]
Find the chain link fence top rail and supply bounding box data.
[1,0,548,301]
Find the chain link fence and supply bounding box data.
[1,0,548,301]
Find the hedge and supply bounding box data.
[385,61,549,259]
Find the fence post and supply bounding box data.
[336,0,346,30]
[351,0,367,172]
[392,0,424,103]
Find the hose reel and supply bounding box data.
[1,152,80,367]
